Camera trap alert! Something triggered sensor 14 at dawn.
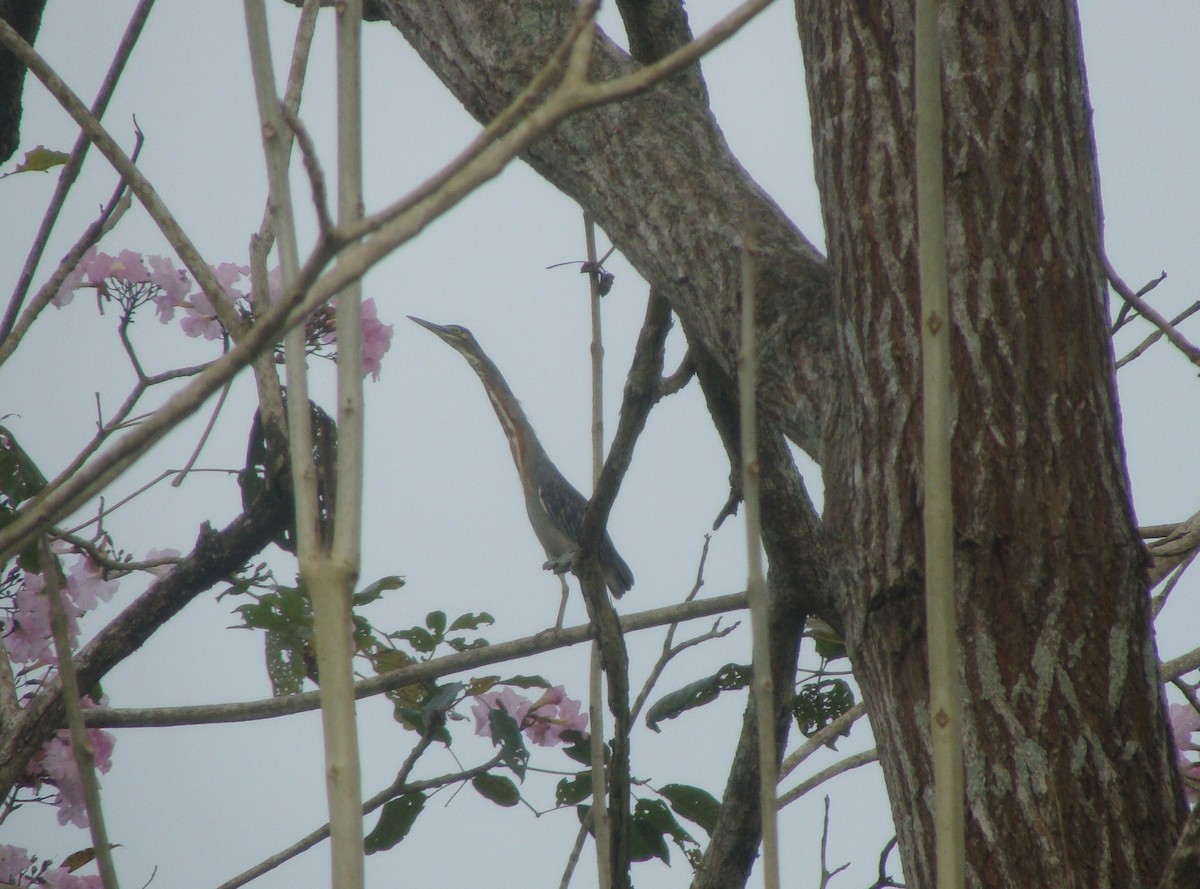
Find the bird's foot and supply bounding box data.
[542,552,575,576]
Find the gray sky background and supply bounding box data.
[3,2,1198,887]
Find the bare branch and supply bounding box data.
[1116,301,1200,369]
[83,593,748,729]
[1105,257,1200,368]
[0,0,155,347]
[777,749,879,809]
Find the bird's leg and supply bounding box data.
[555,574,570,630]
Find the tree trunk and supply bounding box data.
[795,1,1184,885]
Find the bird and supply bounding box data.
[409,317,634,620]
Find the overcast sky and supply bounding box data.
[3,2,1199,888]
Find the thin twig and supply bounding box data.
[629,536,714,723]
[0,0,156,346]
[776,749,879,809]
[816,796,851,889]
[0,133,140,368]
[1110,270,1168,333]
[1151,550,1198,618]
[1105,257,1200,368]
[214,751,503,889]
[278,102,334,236]
[1165,647,1200,682]
[1116,301,1200,369]
[172,381,232,487]
[779,702,868,780]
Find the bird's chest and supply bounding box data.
[524,496,575,558]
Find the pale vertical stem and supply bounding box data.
[585,217,604,476]
[41,540,119,889]
[583,212,612,887]
[243,6,362,889]
[333,0,365,561]
[738,224,779,889]
[915,1,965,887]
[242,0,320,555]
[309,2,368,888]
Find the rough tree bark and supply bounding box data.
[363,1,1187,886]
[796,2,1184,886]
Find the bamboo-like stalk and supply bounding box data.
[738,221,780,889]
[42,540,120,889]
[243,3,364,887]
[914,1,965,887]
[583,213,613,886]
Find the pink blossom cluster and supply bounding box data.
[53,248,393,378]
[1170,703,1200,803]
[472,685,588,747]
[0,843,102,888]
[24,696,115,827]
[2,556,118,665]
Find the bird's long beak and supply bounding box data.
[407,315,444,334]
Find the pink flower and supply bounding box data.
[472,685,587,747]
[212,262,250,302]
[147,254,191,322]
[83,251,119,284]
[64,556,119,613]
[0,844,33,884]
[144,547,182,579]
[3,572,58,664]
[52,248,94,308]
[180,290,224,340]
[42,867,104,889]
[360,298,394,381]
[525,686,589,747]
[25,698,114,828]
[320,297,394,380]
[84,249,147,285]
[473,687,534,737]
[114,249,149,283]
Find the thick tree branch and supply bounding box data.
[0,493,291,799]
[376,0,835,460]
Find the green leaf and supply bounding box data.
[503,674,551,690]
[793,678,855,737]
[264,629,307,696]
[446,637,490,652]
[448,611,494,631]
[472,774,521,807]
[486,708,529,780]
[0,426,48,504]
[631,798,700,866]
[423,681,463,717]
[364,792,426,853]
[352,575,404,606]
[425,610,447,636]
[8,146,69,175]
[658,784,720,836]
[645,663,752,732]
[556,773,593,806]
[562,735,604,767]
[809,617,847,661]
[393,626,436,653]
